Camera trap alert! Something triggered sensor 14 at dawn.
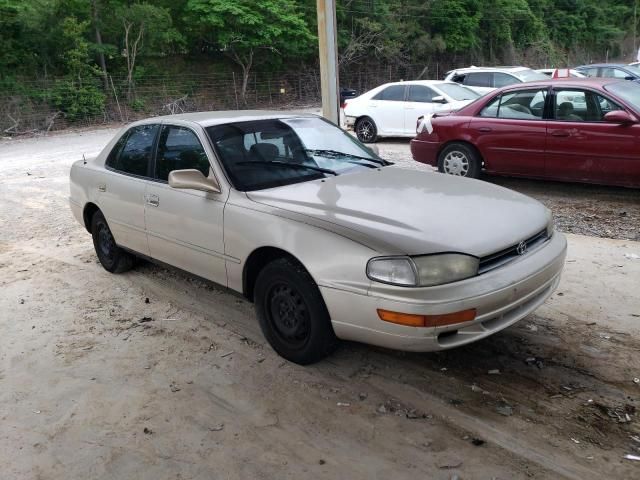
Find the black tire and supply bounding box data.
[91,210,134,273]
[355,116,378,143]
[437,142,481,179]
[254,257,337,364]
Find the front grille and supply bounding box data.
[478,228,549,274]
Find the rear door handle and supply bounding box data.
[477,127,492,132]
[551,130,570,137]
[145,194,159,207]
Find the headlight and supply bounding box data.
[412,254,479,286]
[546,211,554,239]
[366,257,417,286]
[367,254,479,287]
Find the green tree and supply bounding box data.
[184,0,314,103]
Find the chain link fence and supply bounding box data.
[0,62,454,135]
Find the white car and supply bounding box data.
[536,68,586,78]
[444,66,548,95]
[343,80,480,143]
[69,111,566,364]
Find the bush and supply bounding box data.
[50,80,105,121]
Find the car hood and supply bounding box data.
[246,168,550,257]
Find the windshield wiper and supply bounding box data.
[305,149,390,166]
[237,160,338,176]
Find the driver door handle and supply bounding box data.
[551,130,571,137]
[477,127,492,132]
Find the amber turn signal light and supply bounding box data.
[377,308,477,328]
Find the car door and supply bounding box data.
[468,87,549,177]
[546,87,638,185]
[403,85,440,135]
[101,124,159,256]
[368,84,407,134]
[144,123,230,285]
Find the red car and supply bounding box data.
[410,78,640,188]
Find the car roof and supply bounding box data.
[447,66,533,74]
[374,80,456,88]
[576,63,630,68]
[130,110,319,128]
[498,77,625,90]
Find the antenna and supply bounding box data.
[83,154,87,165]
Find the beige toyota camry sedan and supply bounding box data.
[69,111,567,364]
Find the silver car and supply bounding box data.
[69,111,566,364]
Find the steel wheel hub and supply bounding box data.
[268,284,310,346]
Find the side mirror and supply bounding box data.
[603,110,636,124]
[432,96,448,104]
[625,76,636,81]
[168,169,221,193]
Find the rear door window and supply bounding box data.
[464,72,492,88]
[155,126,211,182]
[480,89,547,119]
[372,85,406,101]
[106,124,159,177]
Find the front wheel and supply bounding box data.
[254,257,337,364]
[437,143,481,178]
[355,117,378,143]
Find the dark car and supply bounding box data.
[575,63,640,81]
[410,78,640,188]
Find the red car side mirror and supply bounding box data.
[603,110,636,124]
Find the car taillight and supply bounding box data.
[341,100,348,109]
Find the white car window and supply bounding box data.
[155,126,210,181]
[464,72,492,88]
[372,85,406,101]
[106,124,159,177]
[407,85,436,103]
[493,73,519,88]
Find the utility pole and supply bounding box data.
[634,0,638,59]
[316,0,340,124]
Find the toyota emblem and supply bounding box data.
[516,241,528,255]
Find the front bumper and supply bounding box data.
[322,231,567,352]
[344,115,356,129]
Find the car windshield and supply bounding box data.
[206,117,387,191]
[516,69,549,82]
[604,81,640,110]
[625,64,640,74]
[436,83,480,100]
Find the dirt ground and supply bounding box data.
[1,128,640,480]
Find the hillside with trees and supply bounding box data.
[0,0,637,132]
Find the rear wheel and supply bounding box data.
[355,117,378,143]
[437,143,481,179]
[254,257,337,364]
[91,210,134,273]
